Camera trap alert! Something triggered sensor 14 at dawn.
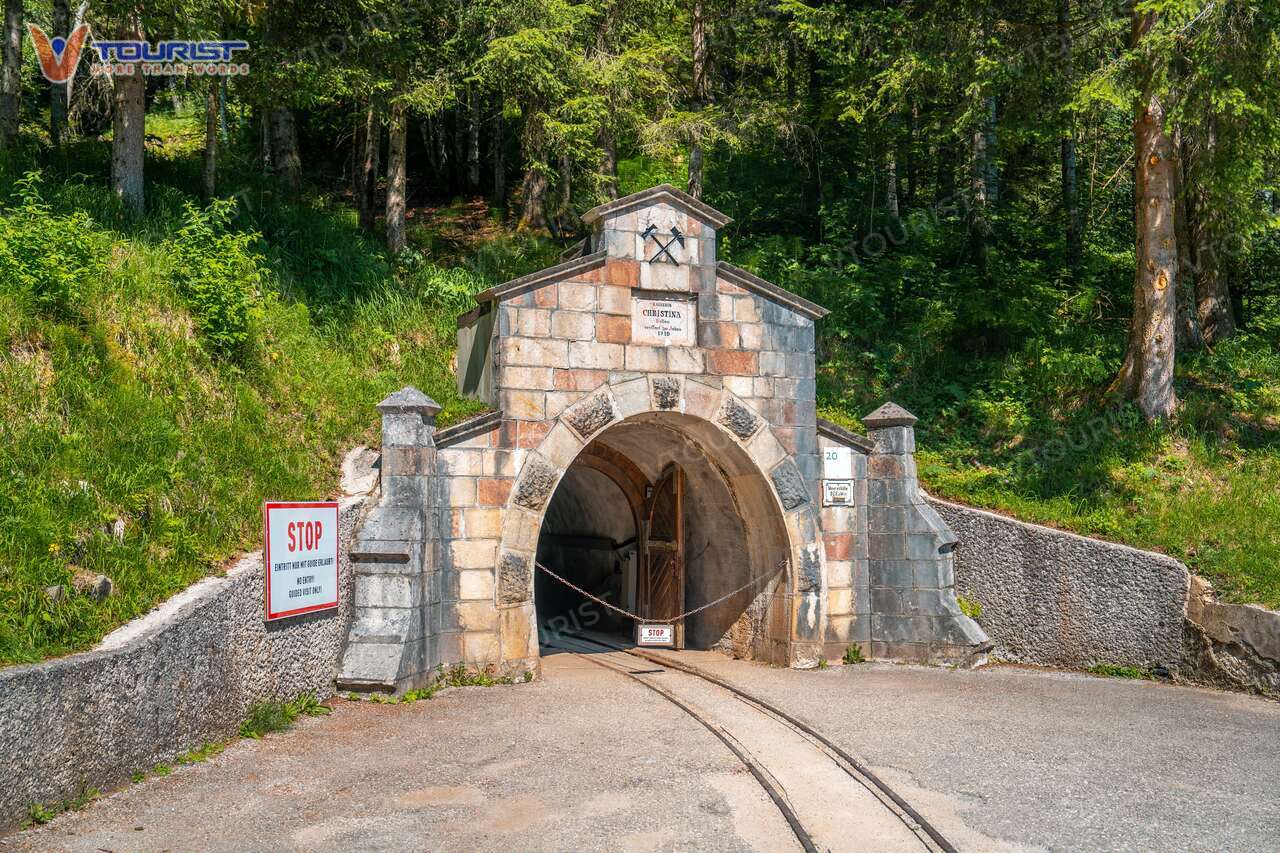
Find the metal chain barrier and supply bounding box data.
[534,557,787,624]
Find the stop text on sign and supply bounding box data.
[263,501,340,621]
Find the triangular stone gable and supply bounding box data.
[468,185,827,325]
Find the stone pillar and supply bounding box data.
[864,402,990,664]
[337,387,441,694]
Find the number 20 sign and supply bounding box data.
[263,501,340,621]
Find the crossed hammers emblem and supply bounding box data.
[641,223,684,264]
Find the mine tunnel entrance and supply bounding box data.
[534,413,792,662]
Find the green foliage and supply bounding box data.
[816,657,829,669]
[23,786,99,828]
[167,200,266,361]
[1087,663,1153,681]
[0,172,106,317]
[957,596,983,621]
[842,645,865,665]
[176,741,226,765]
[239,693,329,739]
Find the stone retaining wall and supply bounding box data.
[930,497,1190,670]
[0,496,364,830]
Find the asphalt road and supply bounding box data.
[5,650,1278,852]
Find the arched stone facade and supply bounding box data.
[337,185,988,695]
[492,373,828,669]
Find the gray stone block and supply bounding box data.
[868,534,908,562]
[513,454,557,510]
[652,377,680,410]
[869,559,914,588]
[720,397,761,440]
[770,460,809,510]
[497,551,531,605]
[564,393,617,438]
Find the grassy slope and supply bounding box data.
[0,113,556,666]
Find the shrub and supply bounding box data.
[166,199,266,361]
[0,171,105,317]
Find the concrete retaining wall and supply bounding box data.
[0,496,365,829]
[930,497,1190,670]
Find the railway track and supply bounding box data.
[545,632,958,853]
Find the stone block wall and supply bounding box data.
[0,497,365,831]
[862,405,988,663]
[815,430,870,662]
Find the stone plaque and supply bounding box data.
[822,480,853,506]
[632,294,696,346]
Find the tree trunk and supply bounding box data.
[518,118,549,232]
[519,167,548,231]
[905,102,919,207]
[1111,10,1177,421]
[983,97,998,204]
[557,151,573,231]
[203,81,218,200]
[599,125,618,200]
[50,0,69,147]
[467,86,481,190]
[936,139,956,205]
[1058,0,1082,275]
[1191,118,1236,344]
[968,117,993,271]
[269,107,302,194]
[687,0,709,199]
[886,147,900,225]
[353,107,367,210]
[451,108,464,191]
[358,104,379,232]
[0,0,21,149]
[492,103,506,206]
[386,101,407,254]
[1173,127,1203,350]
[111,21,146,218]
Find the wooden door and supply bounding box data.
[641,464,685,646]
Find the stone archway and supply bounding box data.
[494,373,828,668]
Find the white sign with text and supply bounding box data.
[823,480,854,506]
[264,501,340,621]
[632,294,696,346]
[636,623,676,647]
[822,446,854,480]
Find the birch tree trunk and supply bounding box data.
[386,101,407,254]
[111,20,146,218]
[1111,10,1177,421]
[0,0,22,149]
[204,81,218,200]
[50,0,69,147]
[687,0,709,199]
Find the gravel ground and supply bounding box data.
[4,650,1278,852]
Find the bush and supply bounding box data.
[0,172,105,317]
[166,199,266,361]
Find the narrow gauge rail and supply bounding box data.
[549,632,958,853]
